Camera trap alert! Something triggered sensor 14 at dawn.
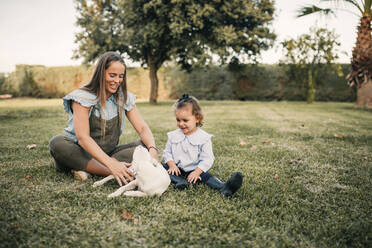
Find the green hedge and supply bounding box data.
[164,63,355,102]
[2,64,94,98]
[0,63,355,102]
[0,73,6,94]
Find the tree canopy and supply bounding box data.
[297,0,372,108]
[281,26,341,103]
[74,0,276,103]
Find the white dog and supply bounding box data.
[93,145,171,197]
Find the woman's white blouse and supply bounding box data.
[62,89,136,142]
[162,128,215,172]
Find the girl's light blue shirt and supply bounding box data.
[62,89,136,142]
[162,128,215,172]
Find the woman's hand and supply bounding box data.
[108,159,136,186]
[187,168,203,184]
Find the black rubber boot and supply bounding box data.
[205,176,225,190]
[220,172,243,198]
[169,174,190,190]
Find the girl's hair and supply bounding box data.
[174,93,204,127]
[82,51,127,137]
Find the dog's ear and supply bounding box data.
[132,145,151,163]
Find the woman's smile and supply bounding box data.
[105,61,125,98]
[108,82,119,91]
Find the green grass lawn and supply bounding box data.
[0,98,371,247]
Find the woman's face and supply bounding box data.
[105,61,125,98]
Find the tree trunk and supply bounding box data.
[356,78,372,109]
[148,56,159,104]
[307,68,315,103]
[347,15,372,107]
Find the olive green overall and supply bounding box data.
[49,105,142,172]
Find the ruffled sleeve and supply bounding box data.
[162,129,186,163]
[62,89,98,142]
[124,92,136,111]
[63,89,98,114]
[162,138,174,164]
[197,139,214,172]
[189,129,214,172]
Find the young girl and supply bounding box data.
[49,52,158,186]
[162,94,243,197]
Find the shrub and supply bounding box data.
[230,64,281,100]
[19,67,41,97]
[164,64,354,102]
[164,66,234,100]
[1,63,355,102]
[0,73,6,94]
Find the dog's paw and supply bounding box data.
[123,191,148,197]
[108,192,120,198]
[92,181,102,188]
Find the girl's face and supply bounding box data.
[105,61,125,98]
[175,105,199,136]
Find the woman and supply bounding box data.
[49,52,158,186]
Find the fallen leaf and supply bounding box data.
[26,144,37,149]
[132,218,139,225]
[25,175,31,179]
[74,188,80,191]
[250,145,257,150]
[239,140,247,146]
[333,133,343,139]
[121,210,133,220]
[9,225,18,230]
[274,173,279,180]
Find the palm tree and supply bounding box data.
[297,0,372,108]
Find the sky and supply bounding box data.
[0,0,360,73]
